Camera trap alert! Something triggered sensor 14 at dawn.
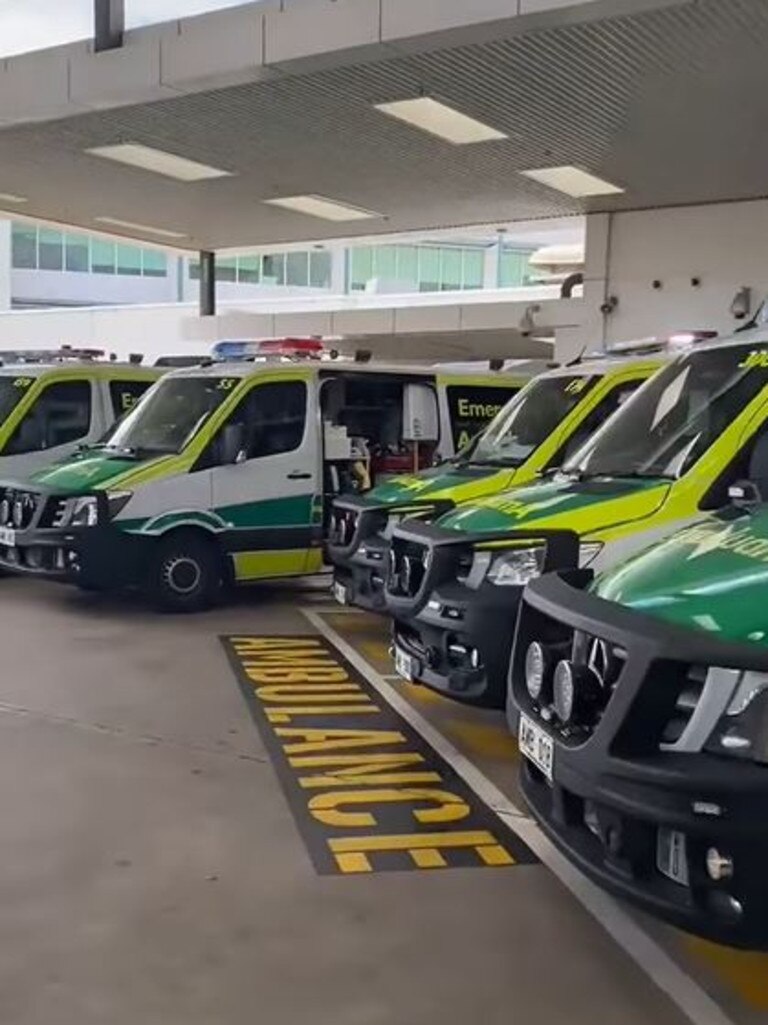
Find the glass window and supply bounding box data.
[262,253,286,286]
[11,224,37,269]
[237,256,260,284]
[309,250,331,289]
[142,249,167,278]
[286,251,309,287]
[395,246,418,286]
[65,234,89,273]
[446,385,523,453]
[349,248,373,291]
[467,375,598,467]
[38,228,63,271]
[117,244,142,277]
[440,248,462,291]
[0,375,34,424]
[188,259,201,281]
[108,379,154,419]
[374,246,397,283]
[418,247,440,292]
[105,376,237,456]
[570,344,768,481]
[216,257,237,283]
[223,381,307,460]
[500,248,533,288]
[462,249,484,290]
[91,240,116,275]
[5,380,92,454]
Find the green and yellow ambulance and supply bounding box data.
[328,350,664,612]
[387,328,768,708]
[511,497,768,948]
[0,348,159,482]
[0,352,528,611]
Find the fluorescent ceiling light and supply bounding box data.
[85,143,232,182]
[520,166,624,197]
[374,98,507,145]
[94,216,187,240]
[264,195,381,222]
[0,193,27,204]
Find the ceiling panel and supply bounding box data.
[0,0,766,249]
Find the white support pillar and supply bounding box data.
[330,247,347,295]
[0,220,12,312]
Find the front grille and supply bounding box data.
[660,664,707,746]
[387,537,430,598]
[0,488,40,530]
[329,507,359,547]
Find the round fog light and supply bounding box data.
[553,660,576,723]
[525,642,551,702]
[706,847,734,882]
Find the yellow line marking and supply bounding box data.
[444,719,520,762]
[685,937,768,1010]
[411,848,448,869]
[335,852,374,874]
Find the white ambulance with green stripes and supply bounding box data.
[0,351,530,610]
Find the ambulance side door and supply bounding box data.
[210,375,319,579]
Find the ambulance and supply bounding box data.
[0,340,529,610]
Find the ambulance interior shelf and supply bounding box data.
[320,376,439,500]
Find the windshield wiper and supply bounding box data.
[590,470,675,482]
[78,442,140,458]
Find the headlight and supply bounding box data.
[486,545,546,587]
[579,542,603,567]
[705,670,768,762]
[107,490,132,520]
[70,496,99,527]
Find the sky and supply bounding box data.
[0,0,250,57]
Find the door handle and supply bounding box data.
[287,471,312,480]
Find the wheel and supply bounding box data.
[144,532,221,613]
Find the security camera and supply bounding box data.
[730,286,752,321]
[600,296,618,316]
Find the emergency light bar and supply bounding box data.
[212,338,325,362]
[605,331,718,356]
[0,345,107,365]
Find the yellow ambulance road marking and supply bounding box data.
[685,938,768,1010]
[222,635,534,876]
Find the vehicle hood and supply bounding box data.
[364,464,514,506]
[594,509,768,645]
[30,450,172,493]
[435,475,671,535]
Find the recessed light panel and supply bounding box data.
[86,143,233,182]
[520,166,624,197]
[264,195,381,222]
[94,216,187,240]
[374,98,507,145]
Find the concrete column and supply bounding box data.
[579,212,612,352]
[484,234,504,289]
[330,247,347,295]
[0,220,12,312]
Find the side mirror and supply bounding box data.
[219,423,246,466]
[729,479,763,509]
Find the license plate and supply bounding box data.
[657,828,689,886]
[332,581,348,605]
[519,713,554,782]
[394,646,417,683]
[0,527,16,547]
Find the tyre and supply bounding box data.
[145,532,221,613]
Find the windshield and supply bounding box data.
[464,374,598,467]
[103,375,239,456]
[568,344,768,480]
[0,374,34,423]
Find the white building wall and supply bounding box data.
[581,200,768,351]
[0,221,11,311]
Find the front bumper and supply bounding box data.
[385,522,579,709]
[0,483,139,589]
[326,495,453,614]
[512,572,768,948]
